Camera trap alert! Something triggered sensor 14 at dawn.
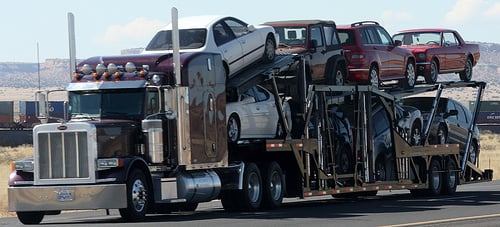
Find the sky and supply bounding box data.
[1,0,500,62]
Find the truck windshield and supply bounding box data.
[69,89,145,119]
[145,29,207,51]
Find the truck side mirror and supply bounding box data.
[36,92,48,124]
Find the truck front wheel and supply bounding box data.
[17,211,44,225]
[120,169,149,221]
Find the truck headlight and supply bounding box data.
[12,160,34,172]
[97,158,124,170]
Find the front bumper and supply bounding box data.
[8,184,126,212]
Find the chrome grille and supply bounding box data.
[38,131,89,179]
[34,122,96,185]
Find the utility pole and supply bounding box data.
[37,42,40,90]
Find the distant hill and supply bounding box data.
[0,43,498,89]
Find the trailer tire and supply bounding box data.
[17,211,44,225]
[441,157,458,195]
[262,162,284,209]
[238,162,263,211]
[119,169,149,221]
[427,159,442,196]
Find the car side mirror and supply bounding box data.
[444,109,458,118]
[394,40,402,46]
[247,25,256,33]
[309,40,317,53]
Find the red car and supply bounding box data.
[337,21,416,89]
[392,28,480,84]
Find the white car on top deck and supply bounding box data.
[143,15,278,78]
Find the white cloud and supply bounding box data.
[381,10,413,22]
[485,2,500,18]
[96,18,166,46]
[444,0,483,25]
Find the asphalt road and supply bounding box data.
[1,180,499,227]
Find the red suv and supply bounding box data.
[337,21,416,89]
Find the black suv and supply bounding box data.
[264,20,347,85]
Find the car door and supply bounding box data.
[252,86,277,136]
[374,26,406,79]
[225,18,263,69]
[308,25,327,81]
[453,101,471,148]
[213,21,244,77]
[444,100,462,145]
[441,32,463,71]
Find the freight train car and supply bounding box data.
[19,101,66,128]
[0,101,14,128]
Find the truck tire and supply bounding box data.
[427,159,442,196]
[238,162,263,211]
[17,211,44,225]
[261,162,284,209]
[119,169,149,221]
[441,157,458,195]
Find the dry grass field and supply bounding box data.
[0,132,499,218]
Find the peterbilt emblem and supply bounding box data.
[57,125,68,130]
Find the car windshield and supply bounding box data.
[393,32,441,46]
[145,29,207,50]
[69,89,145,119]
[273,26,307,46]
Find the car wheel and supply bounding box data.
[227,114,240,143]
[409,121,422,146]
[459,58,473,82]
[425,60,438,84]
[400,61,416,89]
[261,162,284,209]
[119,169,149,221]
[468,141,479,166]
[336,145,353,174]
[327,65,345,85]
[436,124,448,144]
[441,157,458,195]
[375,157,386,181]
[427,159,442,196]
[262,35,276,63]
[369,65,380,88]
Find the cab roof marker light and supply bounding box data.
[125,62,136,73]
[107,63,118,74]
[81,64,92,75]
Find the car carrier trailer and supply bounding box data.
[8,9,492,225]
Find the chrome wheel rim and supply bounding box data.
[131,179,147,212]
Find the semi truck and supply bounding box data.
[8,13,492,225]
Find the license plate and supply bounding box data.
[56,189,74,202]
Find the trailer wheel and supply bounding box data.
[262,162,284,209]
[238,162,263,211]
[441,157,458,195]
[17,211,44,225]
[120,169,149,221]
[427,159,442,196]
